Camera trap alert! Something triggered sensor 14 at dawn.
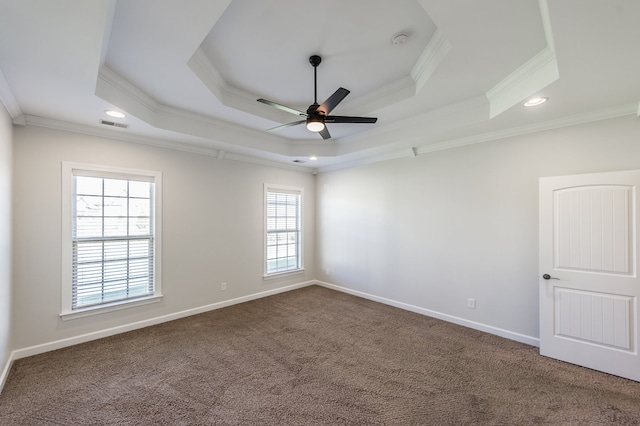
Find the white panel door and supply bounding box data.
[539,170,640,382]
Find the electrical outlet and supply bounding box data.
[467,298,476,309]
[221,282,227,291]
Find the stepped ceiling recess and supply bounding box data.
[0,0,639,171]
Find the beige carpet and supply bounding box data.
[1,285,639,425]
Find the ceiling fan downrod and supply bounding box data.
[309,55,321,106]
[256,54,377,140]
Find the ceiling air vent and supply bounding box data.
[99,119,129,129]
[292,159,306,163]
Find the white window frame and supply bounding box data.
[61,162,163,320]
[264,184,304,278]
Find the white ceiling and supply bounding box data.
[0,0,639,171]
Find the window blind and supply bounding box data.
[265,189,301,274]
[72,175,154,309]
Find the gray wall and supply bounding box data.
[11,126,315,352]
[316,115,640,342]
[8,113,640,362]
[0,103,12,385]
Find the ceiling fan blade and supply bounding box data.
[325,115,377,124]
[315,88,350,116]
[319,126,331,140]
[267,120,306,132]
[257,99,306,117]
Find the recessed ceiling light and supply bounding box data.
[105,110,126,118]
[309,156,318,161]
[524,97,548,107]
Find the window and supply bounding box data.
[264,185,303,276]
[61,163,162,319]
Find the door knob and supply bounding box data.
[542,274,559,280]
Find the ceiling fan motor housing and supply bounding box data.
[256,54,377,139]
[309,55,321,67]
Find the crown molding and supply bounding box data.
[222,151,311,172]
[485,0,558,119]
[411,28,452,94]
[187,48,226,100]
[413,103,639,157]
[18,100,637,177]
[337,95,490,155]
[319,102,638,173]
[538,0,555,52]
[317,148,416,173]
[98,66,158,111]
[187,48,292,125]
[19,114,313,173]
[340,76,417,117]
[190,27,450,121]
[90,67,637,175]
[96,65,311,157]
[22,114,219,155]
[486,46,559,119]
[0,67,23,120]
[337,30,451,116]
[340,29,451,117]
[153,103,295,156]
[97,66,159,123]
[12,115,26,126]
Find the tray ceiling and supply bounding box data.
[0,0,639,171]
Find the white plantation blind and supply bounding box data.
[71,172,156,309]
[265,186,302,275]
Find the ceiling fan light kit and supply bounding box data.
[257,55,377,140]
[306,119,325,132]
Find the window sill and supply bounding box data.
[263,268,305,281]
[60,295,163,321]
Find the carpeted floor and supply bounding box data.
[1,285,640,425]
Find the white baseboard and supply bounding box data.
[0,351,15,395]
[315,281,540,347]
[4,279,538,395]
[12,281,315,361]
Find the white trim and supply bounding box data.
[411,29,452,94]
[339,75,416,117]
[485,46,559,119]
[22,115,315,174]
[0,351,15,395]
[0,67,22,120]
[187,48,292,125]
[19,102,638,176]
[60,295,163,321]
[485,0,557,119]
[263,268,305,280]
[12,281,315,361]
[316,103,639,173]
[60,162,163,316]
[315,281,540,347]
[538,0,555,53]
[5,279,540,384]
[96,66,297,157]
[97,66,158,121]
[263,184,304,277]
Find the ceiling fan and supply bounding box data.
[257,55,377,140]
